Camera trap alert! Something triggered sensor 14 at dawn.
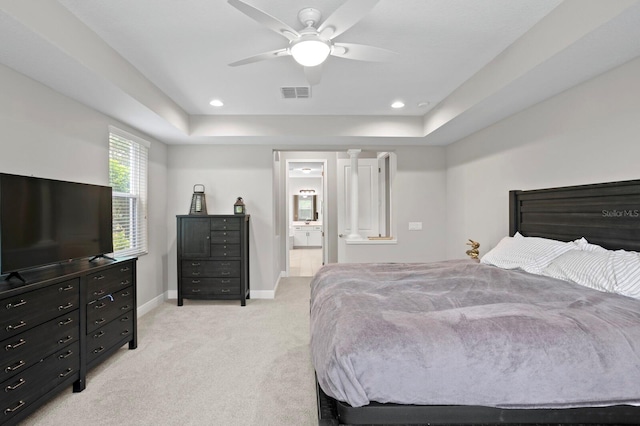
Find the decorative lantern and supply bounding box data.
[234,197,246,215]
[189,184,208,215]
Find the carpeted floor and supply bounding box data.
[24,277,317,426]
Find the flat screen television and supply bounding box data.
[0,173,113,276]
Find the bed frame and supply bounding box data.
[317,179,640,425]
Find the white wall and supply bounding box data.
[0,63,168,311]
[166,145,276,295]
[445,57,640,259]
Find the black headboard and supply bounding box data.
[510,179,640,252]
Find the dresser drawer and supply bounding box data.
[0,279,79,342]
[210,230,240,244]
[86,312,134,365]
[182,278,240,296]
[210,244,240,257]
[210,217,241,231]
[87,288,134,333]
[1,341,79,423]
[86,263,134,302]
[1,311,79,383]
[182,260,240,277]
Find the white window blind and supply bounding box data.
[108,126,149,257]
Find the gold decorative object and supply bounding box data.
[466,239,480,259]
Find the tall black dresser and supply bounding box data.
[176,214,250,306]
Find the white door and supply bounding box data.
[337,158,379,262]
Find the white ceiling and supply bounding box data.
[1,0,639,147]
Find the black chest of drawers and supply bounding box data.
[177,214,250,306]
[0,257,137,425]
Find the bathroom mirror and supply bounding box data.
[293,195,317,221]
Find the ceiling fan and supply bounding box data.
[227,0,396,85]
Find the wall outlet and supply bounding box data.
[408,222,422,230]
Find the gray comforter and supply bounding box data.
[310,260,640,408]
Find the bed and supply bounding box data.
[312,179,640,425]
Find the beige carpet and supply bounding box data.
[24,277,317,426]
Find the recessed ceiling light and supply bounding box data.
[391,101,405,109]
[209,99,224,107]
[417,101,431,108]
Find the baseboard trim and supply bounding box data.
[250,290,275,299]
[137,292,164,317]
[250,271,284,299]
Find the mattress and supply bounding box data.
[310,260,640,409]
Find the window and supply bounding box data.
[108,126,149,257]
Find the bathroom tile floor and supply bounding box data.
[289,248,323,277]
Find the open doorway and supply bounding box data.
[287,160,326,277]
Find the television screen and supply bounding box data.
[0,173,113,274]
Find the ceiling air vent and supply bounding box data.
[281,86,311,99]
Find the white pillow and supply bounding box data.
[480,233,574,275]
[609,250,640,298]
[542,245,640,298]
[542,250,615,292]
[573,237,608,253]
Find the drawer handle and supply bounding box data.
[120,316,130,322]
[221,289,231,293]
[6,299,26,309]
[59,368,74,378]
[191,280,200,284]
[121,291,131,297]
[191,272,201,276]
[58,318,74,326]
[99,294,115,302]
[120,305,131,311]
[5,339,26,351]
[95,318,106,325]
[223,253,227,256]
[191,289,201,293]
[94,275,106,280]
[5,360,25,373]
[6,321,26,332]
[59,284,74,292]
[58,302,74,311]
[59,350,74,359]
[120,279,130,286]
[93,331,105,339]
[191,262,201,266]
[93,346,105,354]
[221,272,231,276]
[221,262,231,266]
[221,279,231,284]
[121,330,130,336]
[120,267,130,272]
[93,289,106,297]
[58,336,73,345]
[94,302,107,310]
[5,378,25,392]
[4,400,25,415]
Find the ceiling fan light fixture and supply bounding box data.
[290,36,331,67]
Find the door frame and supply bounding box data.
[285,158,328,276]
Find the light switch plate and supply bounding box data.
[408,222,422,230]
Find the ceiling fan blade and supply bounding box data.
[317,0,380,40]
[228,0,300,41]
[304,65,323,86]
[332,42,396,62]
[228,48,290,67]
